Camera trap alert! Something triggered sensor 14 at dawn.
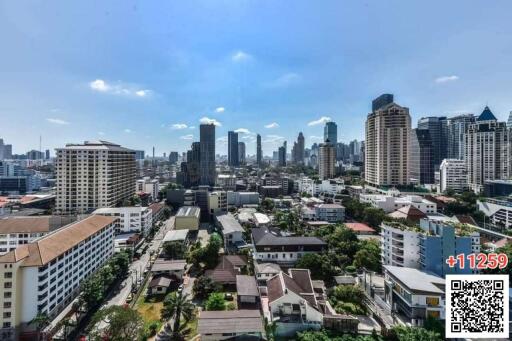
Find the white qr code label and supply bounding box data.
[446,274,509,338]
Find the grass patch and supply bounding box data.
[180,309,199,339]
[135,294,166,323]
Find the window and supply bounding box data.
[426,297,439,306]
[4,272,12,279]
[4,282,12,289]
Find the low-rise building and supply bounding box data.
[226,191,259,207]
[205,255,248,287]
[254,262,281,286]
[344,222,376,235]
[360,194,437,214]
[478,198,512,229]
[150,259,187,280]
[136,177,159,202]
[216,174,237,191]
[315,204,345,223]
[252,212,270,227]
[208,191,227,218]
[175,206,200,230]
[215,213,245,249]
[236,275,259,305]
[252,227,327,265]
[383,265,445,326]
[93,206,152,235]
[162,229,189,245]
[0,215,117,340]
[198,310,264,341]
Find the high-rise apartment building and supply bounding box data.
[256,134,262,166]
[446,114,475,159]
[417,116,448,170]
[365,95,411,187]
[228,131,239,167]
[278,142,286,167]
[465,106,510,192]
[439,159,467,193]
[169,151,179,164]
[55,140,136,214]
[291,132,305,164]
[0,139,13,160]
[323,122,337,145]
[371,93,394,111]
[318,143,335,180]
[200,124,216,186]
[238,142,246,164]
[186,142,201,187]
[410,129,434,184]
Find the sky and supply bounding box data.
[1,0,512,156]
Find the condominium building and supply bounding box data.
[55,140,136,214]
[314,204,345,223]
[439,159,467,193]
[360,194,436,214]
[323,122,337,145]
[0,215,117,340]
[417,116,447,170]
[380,222,421,268]
[200,124,216,186]
[464,107,511,192]
[135,177,159,202]
[477,198,512,229]
[409,128,434,184]
[0,216,76,255]
[365,94,411,187]
[446,114,475,159]
[318,143,335,180]
[256,134,263,166]
[93,207,152,235]
[228,131,239,167]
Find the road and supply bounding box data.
[104,216,175,307]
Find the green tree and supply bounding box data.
[363,207,386,229]
[89,306,144,341]
[162,206,172,220]
[80,276,105,310]
[192,275,221,300]
[261,198,274,212]
[161,292,194,338]
[483,242,512,279]
[30,312,50,341]
[329,285,366,315]
[205,292,226,311]
[353,239,381,272]
[163,241,187,259]
[297,329,380,341]
[295,253,338,282]
[392,326,442,341]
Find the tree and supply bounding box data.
[353,239,381,272]
[261,198,274,212]
[362,207,386,229]
[80,276,105,310]
[483,242,512,279]
[110,250,131,277]
[89,306,144,341]
[295,253,338,282]
[392,326,442,341]
[329,285,366,315]
[297,329,380,341]
[192,275,221,300]
[163,241,187,259]
[161,292,194,338]
[162,206,172,220]
[30,312,50,341]
[188,233,222,269]
[205,292,226,311]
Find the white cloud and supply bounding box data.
[46,118,69,125]
[171,123,188,130]
[308,116,332,126]
[199,117,222,126]
[435,75,459,83]
[263,134,285,143]
[217,136,228,144]
[124,128,132,133]
[89,79,152,97]
[180,134,194,140]
[189,126,195,129]
[215,107,225,113]
[264,72,301,88]
[98,131,105,136]
[309,135,323,141]
[234,128,251,134]
[264,122,279,129]
[231,50,252,62]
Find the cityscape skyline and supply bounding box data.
[2,1,512,155]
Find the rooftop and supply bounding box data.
[58,140,134,152]
[151,259,187,272]
[163,229,189,242]
[252,227,326,246]
[384,265,445,294]
[344,222,376,234]
[236,275,259,296]
[0,216,76,234]
[176,206,200,218]
[198,310,263,335]
[216,213,244,234]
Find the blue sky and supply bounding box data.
[1,1,512,156]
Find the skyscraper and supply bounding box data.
[238,142,246,164]
[55,140,136,214]
[324,122,337,145]
[446,114,475,159]
[410,129,434,184]
[372,94,394,111]
[507,111,512,129]
[256,134,262,166]
[319,142,336,179]
[278,142,286,167]
[417,116,448,170]
[365,94,411,187]
[292,132,305,164]
[0,139,13,160]
[228,131,239,167]
[465,106,510,192]
[200,124,216,186]
[187,142,201,187]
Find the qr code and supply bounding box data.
[446,275,509,338]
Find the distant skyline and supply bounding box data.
[1,1,512,156]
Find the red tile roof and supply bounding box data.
[344,222,376,234]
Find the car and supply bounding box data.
[178,284,184,293]
[225,293,234,301]
[126,294,133,303]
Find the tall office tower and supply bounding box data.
[45,149,50,160]
[0,139,13,160]
[296,132,305,164]
[365,94,411,187]
[372,93,394,111]
[187,142,201,187]
[200,124,216,186]
[465,106,510,192]
[319,142,336,179]
[410,129,434,184]
[26,150,44,160]
[278,142,286,167]
[169,151,179,164]
[349,140,361,161]
[256,134,262,166]
[135,150,145,160]
[446,114,475,159]
[55,140,136,214]
[324,122,338,145]
[417,116,448,170]
[508,111,512,129]
[238,142,246,164]
[228,131,239,167]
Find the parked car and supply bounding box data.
[126,294,133,303]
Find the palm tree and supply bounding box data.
[264,318,277,341]
[160,292,194,339]
[30,312,50,341]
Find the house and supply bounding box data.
[236,275,259,305]
[383,265,445,326]
[175,206,200,230]
[215,213,245,250]
[252,212,270,227]
[254,262,281,286]
[315,204,345,223]
[205,255,248,286]
[266,269,324,337]
[251,227,327,265]
[150,259,187,280]
[162,229,189,245]
[388,205,427,223]
[360,194,437,214]
[198,310,264,341]
[344,222,376,235]
[148,276,173,295]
